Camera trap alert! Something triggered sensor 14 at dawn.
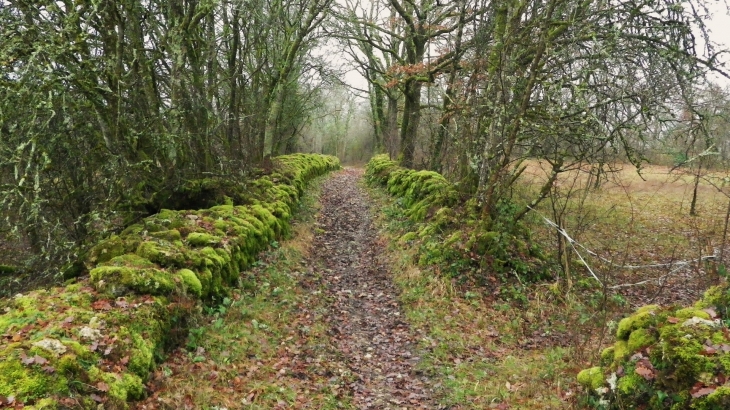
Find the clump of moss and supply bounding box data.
[577,366,604,390]
[90,262,175,296]
[627,328,656,352]
[186,232,222,247]
[177,269,203,297]
[86,235,140,267]
[579,285,730,408]
[616,306,660,339]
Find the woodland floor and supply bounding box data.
[134,168,440,409]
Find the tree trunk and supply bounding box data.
[386,95,399,159]
[400,79,422,168]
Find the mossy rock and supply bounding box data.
[627,327,657,352]
[86,235,140,267]
[150,229,182,242]
[579,284,730,408]
[577,366,604,390]
[186,232,222,247]
[177,269,203,297]
[136,240,187,267]
[616,305,661,340]
[90,261,175,296]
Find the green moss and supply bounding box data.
[0,356,68,400]
[616,371,646,396]
[659,323,715,381]
[86,235,139,266]
[627,328,657,352]
[400,232,418,243]
[693,386,730,409]
[444,231,463,246]
[102,254,157,269]
[177,269,202,297]
[614,340,630,362]
[136,240,186,267]
[696,285,730,310]
[127,331,154,378]
[90,264,175,296]
[636,304,661,314]
[617,307,660,339]
[186,232,222,247]
[109,372,145,401]
[57,354,81,374]
[675,308,711,320]
[577,366,604,390]
[600,346,615,367]
[27,398,58,409]
[150,229,182,242]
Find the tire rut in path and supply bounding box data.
[312,168,438,410]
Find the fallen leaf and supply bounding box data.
[635,365,655,380]
[91,300,113,311]
[691,386,716,398]
[702,346,717,355]
[90,393,104,403]
[97,382,109,392]
[32,355,48,365]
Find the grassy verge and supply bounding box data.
[366,180,589,409]
[139,175,354,410]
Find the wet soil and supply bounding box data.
[312,168,438,409]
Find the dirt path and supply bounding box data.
[312,168,437,409]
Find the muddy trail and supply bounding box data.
[311,168,438,409]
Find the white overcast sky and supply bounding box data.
[338,2,730,89]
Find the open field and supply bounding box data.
[521,161,730,307]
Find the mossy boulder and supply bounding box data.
[366,154,546,282]
[186,232,222,247]
[577,366,604,390]
[85,235,140,267]
[90,256,175,296]
[579,284,730,409]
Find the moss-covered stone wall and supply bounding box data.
[366,155,546,279]
[366,155,458,222]
[578,284,730,409]
[0,154,339,409]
